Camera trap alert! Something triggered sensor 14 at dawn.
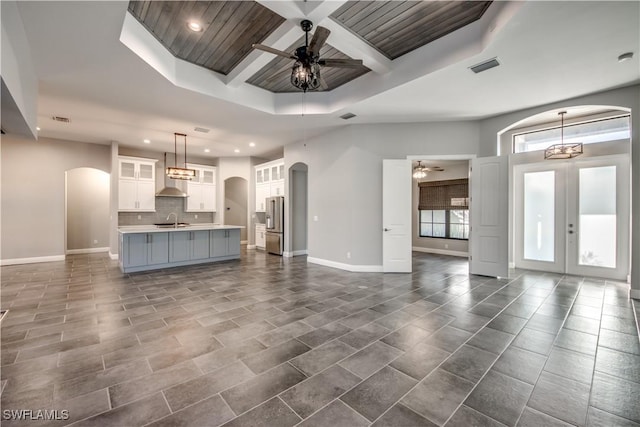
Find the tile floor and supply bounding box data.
[1,250,639,426]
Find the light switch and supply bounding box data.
[313,215,318,222]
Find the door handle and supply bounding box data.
[384,228,391,231]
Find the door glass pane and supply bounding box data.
[524,171,555,262]
[120,161,135,178]
[579,166,616,267]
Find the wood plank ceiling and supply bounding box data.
[330,1,493,60]
[127,1,493,92]
[127,1,285,75]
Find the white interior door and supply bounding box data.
[470,156,509,277]
[383,159,412,273]
[514,155,630,281]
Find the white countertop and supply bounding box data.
[118,223,244,234]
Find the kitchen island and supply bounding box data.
[118,224,243,273]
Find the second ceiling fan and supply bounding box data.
[252,20,363,92]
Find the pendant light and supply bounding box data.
[166,132,196,180]
[544,111,583,160]
[413,161,427,179]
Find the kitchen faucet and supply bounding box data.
[167,212,178,228]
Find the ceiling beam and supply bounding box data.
[318,19,392,74]
[225,21,299,88]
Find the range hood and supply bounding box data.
[156,153,188,198]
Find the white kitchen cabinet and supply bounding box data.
[185,165,217,212]
[211,229,241,257]
[118,156,157,211]
[255,223,266,249]
[254,159,284,212]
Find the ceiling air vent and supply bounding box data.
[52,116,71,123]
[194,127,210,133]
[340,113,356,120]
[470,58,500,74]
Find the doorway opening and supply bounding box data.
[224,177,248,243]
[65,167,110,255]
[288,162,308,256]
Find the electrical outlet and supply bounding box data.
[195,214,198,219]
[313,216,318,222]
[347,252,351,259]
[93,239,98,245]
[137,215,141,220]
[445,244,449,249]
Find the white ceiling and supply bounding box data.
[14,1,640,158]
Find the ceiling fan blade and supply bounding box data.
[308,26,330,57]
[319,75,329,91]
[252,44,296,60]
[318,58,363,68]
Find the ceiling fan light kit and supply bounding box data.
[252,19,362,92]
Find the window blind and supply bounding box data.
[418,178,469,210]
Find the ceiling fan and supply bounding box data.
[413,161,444,179]
[252,20,363,92]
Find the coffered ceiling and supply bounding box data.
[9,1,640,158]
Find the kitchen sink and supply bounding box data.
[154,222,190,228]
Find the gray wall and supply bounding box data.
[1,134,110,261]
[66,167,110,251]
[284,122,480,266]
[412,161,470,254]
[224,177,248,241]
[290,165,308,254]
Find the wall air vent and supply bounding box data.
[340,113,356,120]
[469,58,500,74]
[52,116,71,123]
[194,127,210,133]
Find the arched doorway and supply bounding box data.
[224,177,248,242]
[65,167,110,254]
[289,163,308,256]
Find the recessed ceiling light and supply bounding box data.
[36,127,41,131]
[234,149,240,153]
[249,142,256,147]
[618,52,634,62]
[143,139,150,144]
[204,149,210,153]
[187,21,203,32]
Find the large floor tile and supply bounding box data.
[528,371,590,426]
[221,397,301,427]
[341,366,417,421]
[590,371,640,423]
[464,370,533,426]
[402,369,474,425]
[338,341,403,379]
[298,400,369,427]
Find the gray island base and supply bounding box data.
[118,224,243,273]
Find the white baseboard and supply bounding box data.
[247,245,256,250]
[630,288,640,300]
[241,240,248,245]
[1,255,65,266]
[412,247,468,258]
[66,247,110,255]
[307,257,383,273]
[283,250,307,258]
[109,252,119,260]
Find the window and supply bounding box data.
[513,115,630,154]
[418,178,469,240]
[420,209,469,239]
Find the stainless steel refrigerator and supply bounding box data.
[265,196,284,255]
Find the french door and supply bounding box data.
[514,155,629,281]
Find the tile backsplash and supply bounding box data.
[118,197,216,226]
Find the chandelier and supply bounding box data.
[291,61,321,92]
[413,161,427,179]
[544,111,583,160]
[166,133,196,180]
